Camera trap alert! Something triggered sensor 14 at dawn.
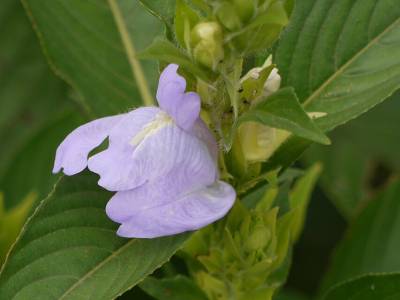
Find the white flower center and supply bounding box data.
[130,111,173,146]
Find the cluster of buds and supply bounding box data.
[174,0,289,71]
[181,163,321,300]
[213,0,289,54]
[182,194,290,300]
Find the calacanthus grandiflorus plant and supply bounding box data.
[0,0,399,299]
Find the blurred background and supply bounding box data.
[1,1,399,299]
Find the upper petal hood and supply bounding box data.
[156,64,201,131]
[88,117,217,192]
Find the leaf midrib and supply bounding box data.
[303,16,400,107]
[58,239,138,299]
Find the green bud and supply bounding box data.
[245,225,271,251]
[196,271,228,300]
[238,122,277,162]
[191,22,224,69]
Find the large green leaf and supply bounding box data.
[266,0,400,171]
[0,112,83,208]
[0,172,188,299]
[238,87,330,145]
[277,0,400,130]
[322,273,400,300]
[303,91,400,219]
[320,180,400,294]
[22,0,163,116]
[0,0,76,209]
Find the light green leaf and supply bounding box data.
[0,193,35,264]
[265,0,400,172]
[319,180,400,294]
[22,0,163,116]
[238,87,330,145]
[323,273,400,300]
[138,38,216,82]
[303,92,400,220]
[175,0,200,49]
[288,163,322,242]
[0,172,188,299]
[140,275,208,300]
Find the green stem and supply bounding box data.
[108,0,154,106]
[223,59,243,119]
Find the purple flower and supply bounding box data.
[53,64,236,238]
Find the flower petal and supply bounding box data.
[53,115,123,176]
[89,122,216,192]
[107,180,236,238]
[87,107,160,190]
[108,107,160,145]
[191,119,219,163]
[105,160,216,223]
[156,64,200,131]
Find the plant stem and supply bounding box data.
[108,0,154,106]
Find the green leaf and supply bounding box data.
[323,273,400,300]
[139,0,176,36]
[277,0,400,131]
[320,179,400,294]
[138,38,216,82]
[0,0,78,209]
[283,0,295,17]
[140,275,208,300]
[0,112,83,209]
[22,0,163,116]
[303,92,400,220]
[288,163,322,242]
[0,172,188,299]
[175,0,200,49]
[0,193,35,264]
[238,87,330,145]
[275,289,310,300]
[265,0,400,172]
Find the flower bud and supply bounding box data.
[245,224,271,251]
[239,122,276,162]
[191,22,224,69]
[238,56,285,162]
[264,67,281,97]
[239,123,290,162]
